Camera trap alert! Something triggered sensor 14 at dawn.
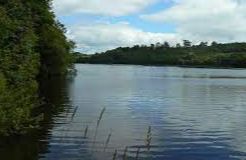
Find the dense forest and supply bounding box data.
[76,41,246,68]
[0,0,74,136]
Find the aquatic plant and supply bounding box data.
[123,146,128,160]
[135,147,140,160]
[104,129,112,152]
[76,107,154,159]
[84,125,89,138]
[97,107,106,127]
[145,126,152,151]
[61,106,79,142]
[92,107,106,150]
[71,106,79,121]
[112,149,118,160]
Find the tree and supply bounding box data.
[183,40,192,47]
[176,43,181,48]
[0,0,74,136]
[155,42,162,48]
[199,42,208,47]
[78,41,246,68]
[211,41,218,46]
[150,44,155,49]
[133,45,140,49]
[163,41,170,48]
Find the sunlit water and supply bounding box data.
[1,64,246,160]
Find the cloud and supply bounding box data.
[53,0,157,16]
[54,0,246,53]
[67,23,180,54]
[141,0,246,43]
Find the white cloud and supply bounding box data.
[54,0,246,53]
[141,0,246,43]
[53,0,157,16]
[67,23,180,54]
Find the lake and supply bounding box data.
[1,64,246,160]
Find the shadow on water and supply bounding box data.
[0,76,74,160]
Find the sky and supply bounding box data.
[52,0,246,54]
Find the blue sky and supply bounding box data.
[53,0,246,54]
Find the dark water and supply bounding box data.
[1,64,246,160]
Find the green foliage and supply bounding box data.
[72,52,91,63]
[38,23,74,76]
[78,41,246,68]
[0,0,73,136]
[183,40,192,47]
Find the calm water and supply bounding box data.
[1,64,246,160]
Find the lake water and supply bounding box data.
[1,64,246,160]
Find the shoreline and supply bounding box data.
[75,62,246,70]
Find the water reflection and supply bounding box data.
[64,64,246,160]
[0,76,73,160]
[1,64,246,160]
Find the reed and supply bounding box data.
[122,146,128,160]
[97,107,106,127]
[76,107,154,159]
[135,147,140,160]
[112,149,117,160]
[92,107,106,150]
[84,125,89,138]
[145,126,152,151]
[71,106,78,121]
[63,106,79,140]
[103,129,112,152]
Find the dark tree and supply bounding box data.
[176,43,181,48]
[77,41,246,69]
[183,40,192,47]
[0,0,74,136]
[163,41,170,48]
[199,42,208,47]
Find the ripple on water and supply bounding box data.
[35,64,246,160]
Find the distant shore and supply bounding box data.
[73,42,246,69]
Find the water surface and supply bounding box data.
[1,64,246,160]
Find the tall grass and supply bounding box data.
[135,147,140,160]
[104,129,112,152]
[145,126,152,151]
[71,106,78,122]
[61,106,154,159]
[61,106,79,143]
[123,146,128,160]
[112,149,118,160]
[96,107,106,127]
[92,107,106,150]
[84,125,89,138]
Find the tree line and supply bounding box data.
[75,40,246,68]
[0,0,74,136]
